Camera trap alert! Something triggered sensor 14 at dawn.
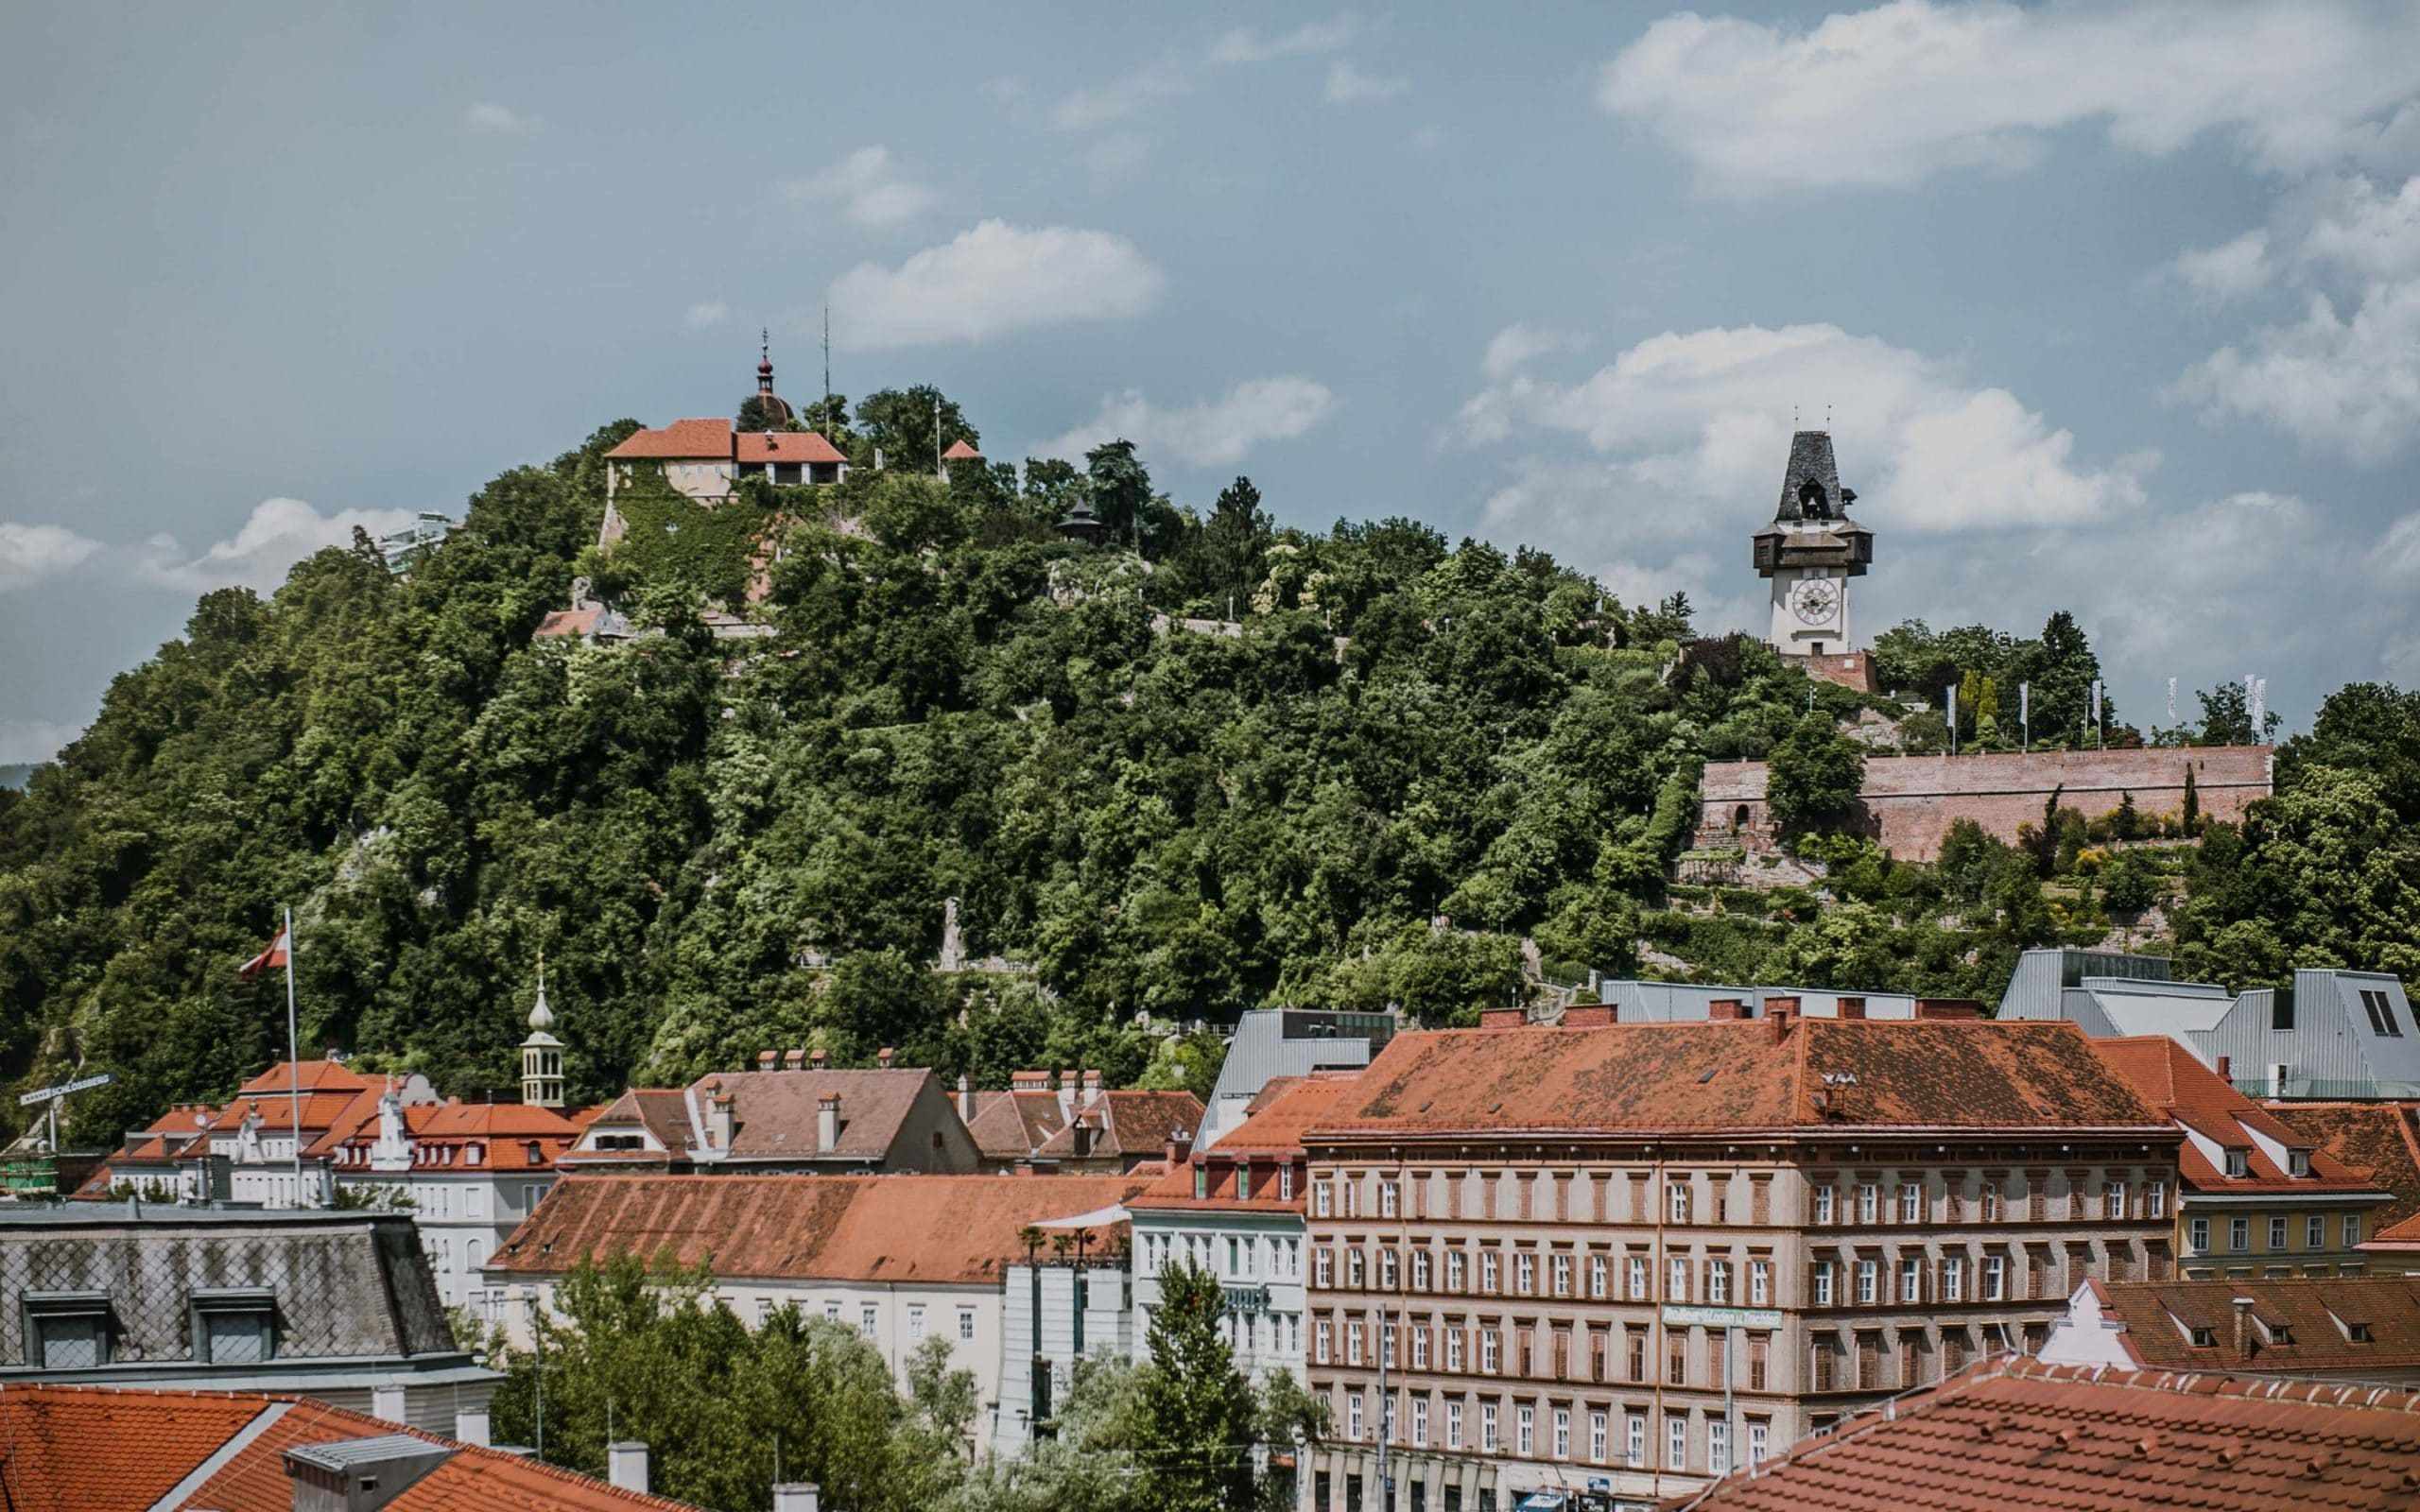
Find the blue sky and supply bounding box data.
[6,1,2420,760]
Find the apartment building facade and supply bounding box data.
[1300,1002,2181,1512]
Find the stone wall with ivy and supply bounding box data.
[600,465,770,606]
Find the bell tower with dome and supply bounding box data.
[519,958,565,1108]
[1753,430,1876,679]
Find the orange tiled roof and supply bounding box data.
[320,1098,581,1169]
[964,1088,1070,1160]
[491,1172,1154,1284]
[1132,1074,1362,1214]
[1316,1018,2168,1140]
[236,1059,377,1096]
[942,438,981,460]
[605,418,738,460]
[1035,1090,1205,1162]
[735,429,847,464]
[2269,1100,2420,1227]
[0,1384,267,1511]
[209,1087,383,1137]
[2082,1275,2420,1374]
[1670,1354,2420,1511]
[2092,1038,2381,1196]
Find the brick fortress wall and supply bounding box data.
[1699,746,2274,862]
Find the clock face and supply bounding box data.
[1789,577,1840,625]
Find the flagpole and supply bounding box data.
[285,904,304,1207]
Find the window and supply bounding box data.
[1447,1400,1464,1450]
[1381,1250,1399,1289]
[1668,1333,1686,1385]
[28,1295,112,1368]
[1669,1182,1692,1224]
[2346,1214,2365,1247]
[1553,1407,1571,1459]
[1481,1403,1499,1452]
[1627,1413,1647,1469]
[2225,1150,2251,1177]
[1447,1250,1467,1292]
[1590,1254,1608,1297]
[1480,1329,1500,1374]
[1317,1249,1336,1287]
[1629,1328,1647,1382]
[1628,1256,1649,1300]
[1709,1260,1732,1304]
[1590,1410,1608,1463]
[1750,1421,1770,1467]
[2309,1214,2328,1248]
[1516,1253,1535,1295]
[1811,1261,1834,1307]
[1445,1328,1464,1371]
[1349,1392,1365,1441]
[1900,1256,1923,1304]
[1229,1237,1241,1275]
[1412,1325,1429,1369]
[1380,1180,1400,1217]
[2230,1217,2250,1253]
[959,1307,977,1342]
[1383,1319,1398,1367]
[2290,1150,2311,1177]
[1943,1256,1965,1302]
[1902,1182,1923,1223]
[1667,1416,1687,1471]
[1980,1181,2001,1222]
[1983,1253,2006,1301]
[1750,1259,1771,1305]
[2189,1217,2210,1254]
[2361,988,2404,1037]
[1344,1180,1359,1217]
[1858,1183,1879,1224]
[1348,1322,1365,1366]
[1709,1420,1731,1476]
[1413,1249,1432,1290]
[859,1304,877,1337]
[1313,1180,1333,1217]
[1813,1184,1836,1225]
[1670,1255,1692,1302]
[1281,1165,1294,1202]
[2104,1181,2128,1220]
[1316,1322,1333,1364]
[2149,1181,2167,1219]
[1552,1254,1572,1297]
[1749,1334,1770,1391]
[908,1305,926,1341]
[1517,1405,1535,1455]
[1853,1258,1876,1304]
[2269,1216,2289,1251]
[824,1301,841,1322]
[1481,1251,1499,1294]
[1412,1398,1429,1447]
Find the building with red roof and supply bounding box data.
[2089,1036,2391,1279]
[0,1384,707,1510]
[2040,1273,2420,1383]
[558,1057,980,1177]
[1664,1353,2420,1512]
[1298,1003,2185,1511]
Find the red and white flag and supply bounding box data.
[238,927,289,982]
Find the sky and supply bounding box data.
[6,1,2420,762]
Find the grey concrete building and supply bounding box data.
[0,1202,495,1435]
[1200,1010,1395,1151]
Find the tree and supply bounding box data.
[1085,439,1154,547]
[2196,680,2281,747]
[856,386,977,474]
[1133,1262,1272,1512]
[1764,713,1865,834]
[2279,682,2420,822]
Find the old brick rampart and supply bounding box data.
[1698,745,2273,862]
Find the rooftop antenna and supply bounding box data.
[822,302,833,425]
[1824,403,1832,429]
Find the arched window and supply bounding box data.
[1733,805,1752,832]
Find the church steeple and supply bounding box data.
[519,954,564,1108]
[741,330,795,429]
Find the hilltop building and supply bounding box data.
[1997,946,2420,1100]
[1752,431,1875,692]
[1299,1005,2181,1511]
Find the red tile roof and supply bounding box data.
[2269,1101,2420,1227]
[605,418,738,460]
[687,1068,950,1163]
[1132,1074,1361,1214]
[2091,1038,2381,1195]
[235,1059,378,1096]
[736,429,847,464]
[1035,1090,1205,1163]
[964,1088,1070,1161]
[1317,1019,2169,1140]
[942,438,982,460]
[490,1173,1155,1285]
[319,1098,582,1169]
[2076,1275,2420,1374]
[1670,1354,2420,1512]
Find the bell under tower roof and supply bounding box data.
[1772,429,1858,525]
[1754,428,1873,579]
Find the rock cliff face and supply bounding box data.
[1699,745,2275,861]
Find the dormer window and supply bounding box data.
[2189,1325,2218,1348]
[1195,1164,1209,1200]
[2348,1321,2374,1342]
[192,1288,277,1364]
[2289,1150,2311,1177]
[2225,1150,2250,1177]
[526,1142,544,1164]
[2262,1320,2293,1346]
[466,1143,485,1166]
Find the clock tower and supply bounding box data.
[1753,430,1874,658]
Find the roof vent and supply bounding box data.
[284,1435,454,1512]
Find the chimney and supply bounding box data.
[1766,1003,1795,1043]
[1914,998,1986,1021]
[773,1485,821,1512]
[1837,996,1867,1021]
[784,1048,806,1072]
[704,1084,735,1151]
[1764,994,1802,1020]
[370,1383,407,1424]
[2216,1055,2232,1082]
[1564,1004,1617,1027]
[454,1406,491,1447]
[1011,1070,1050,1091]
[958,1074,975,1122]
[1080,1068,1103,1105]
[1478,1006,1527,1029]
[1707,999,1747,1022]
[1072,1117,1097,1160]
[878,1046,896,1071]
[2233,1297,2256,1359]
[756,1049,779,1072]
[609,1442,650,1495]
[1056,1069,1077,1124]
[1165,1127,1194,1165]
[818,1093,841,1153]
[809,1048,828,1070]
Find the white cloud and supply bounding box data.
[462,102,537,135]
[1052,64,1190,131]
[2171,230,2273,301]
[138,498,418,594]
[1480,323,1584,381]
[1037,377,1339,468]
[785,146,936,228]
[827,220,1165,350]
[0,522,102,591]
[1598,1,2420,194]
[1457,321,2150,534]
[2299,172,2420,281]
[0,720,80,765]
[684,301,729,331]
[1210,17,1357,65]
[1084,134,1150,183]
[1324,60,1409,105]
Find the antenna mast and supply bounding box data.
[822,302,832,424]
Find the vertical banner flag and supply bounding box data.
[1946,682,1959,754]
[2167,678,2177,726]
[2254,679,2267,734]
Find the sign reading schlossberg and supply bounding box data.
[1660,1303,1784,1331]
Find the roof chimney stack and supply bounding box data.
[1165,1127,1194,1166]
[610,1442,650,1495]
[958,1074,975,1122]
[2216,1055,2232,1081]
[1478,1006,1527,1029]
[1837,996,1867,1021]
[773,1485,821,1512]
[784,1047,806,1072]
[704,1084,735,1151]
[1708,999,1747,1022]
[1766,1003,1795,1042]
[809,1048,828,1070]
[877,1046,895,1071]
[1914,998,1986,1021]
[2234,1296,2256,1359]
[1564,1004,1617,1027]
[1056,1069,1077,1124]
[818,1093,841,1154]
[756,1049,779,1072]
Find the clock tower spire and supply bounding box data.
[1753,429,1874,660]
